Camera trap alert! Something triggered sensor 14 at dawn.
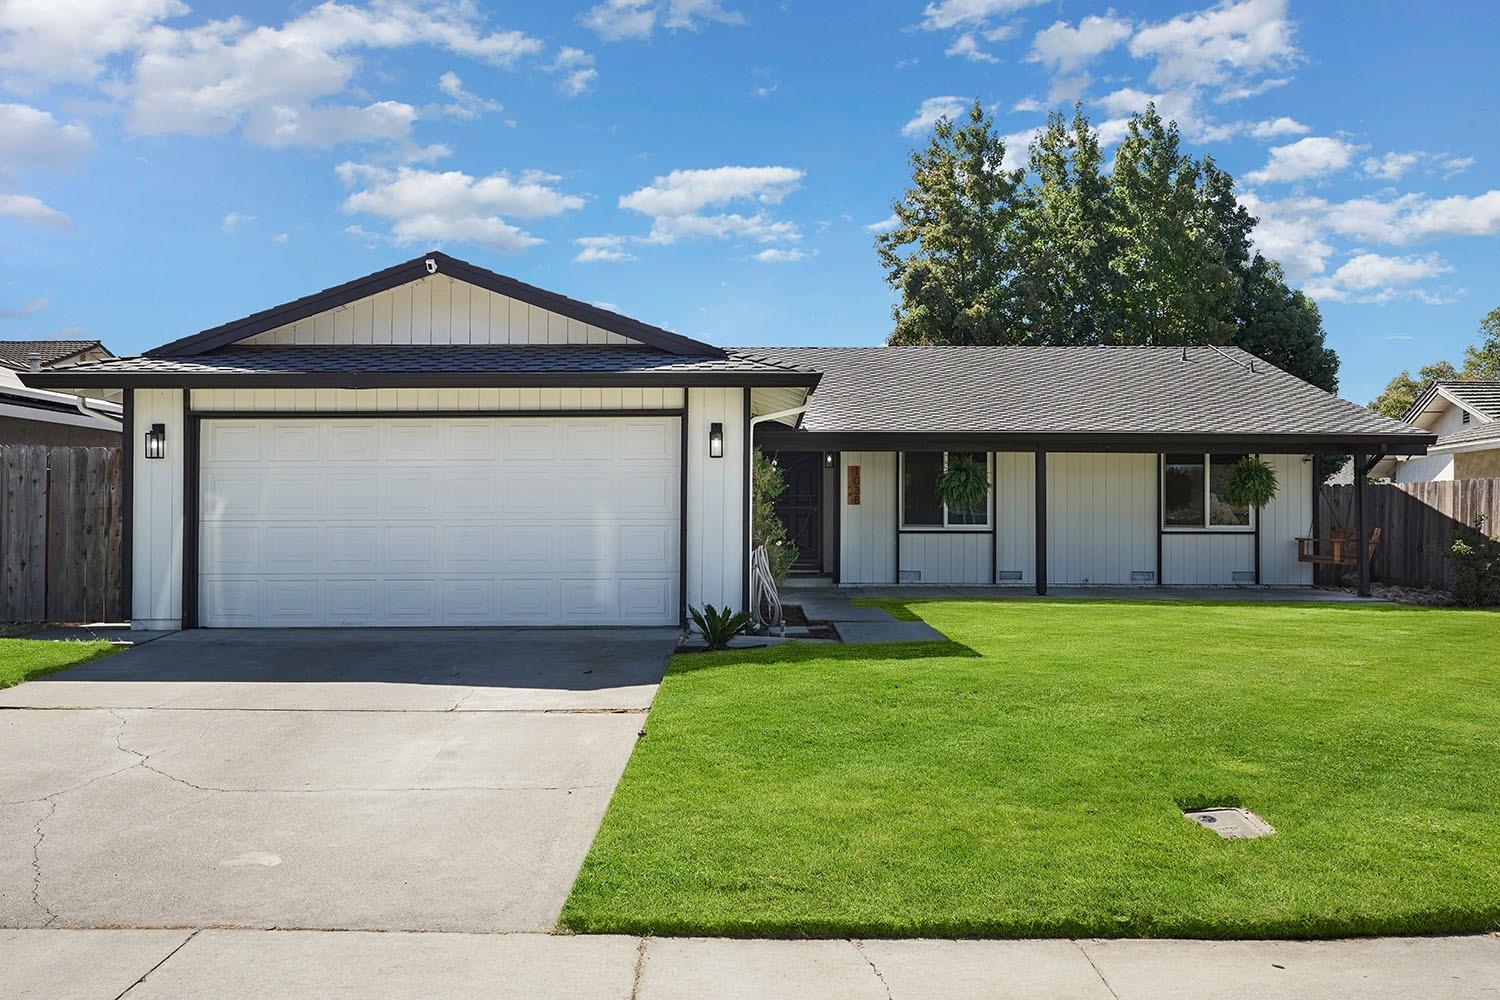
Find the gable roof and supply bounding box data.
[146,252,723,358]
[748,345,1434,453]
[1404,380,1500,424]
[19,345,821,389]
[0,340,107,370]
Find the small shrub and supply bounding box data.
[1224,457,1279,509]
[689,604,753,650]
[1450,513,1500,608]
[752,450,798,582]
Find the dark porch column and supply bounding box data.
[1353,451,1370,597]
[1035,449,1047,596]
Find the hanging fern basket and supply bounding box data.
[1224,457,1279,509]
[935,453,990,511]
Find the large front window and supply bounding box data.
[1162,453,1252,530]
[901,452,990,528]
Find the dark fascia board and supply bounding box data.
[146,251,724,359]
[19,369,821,391]
[754,428,1435,456]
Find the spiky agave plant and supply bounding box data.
[688,604,753,650]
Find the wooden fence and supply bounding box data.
[1315,477,1500,590]
[1,445,123,623]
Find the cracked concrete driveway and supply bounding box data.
[0,628,675,933]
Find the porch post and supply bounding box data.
[1034,449,1047,596]
[1353,451,1370,597]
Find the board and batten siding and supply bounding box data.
[993,452,1036,585]
[190,387,685,413]
[240,275,638,347]
[132,388,184,628]
[899,533,990,584]
[1044,452,1157,585]
[685,387,747,613]
[839,451,896,584]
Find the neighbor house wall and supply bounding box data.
[838,451,896,584]
[240,275,638,347]
[131,388,184,629]
[1455,448,1500,479]
[685,387,747,613]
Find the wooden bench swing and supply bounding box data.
[1295,527,1382,566]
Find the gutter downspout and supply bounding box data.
[746,404,810,617]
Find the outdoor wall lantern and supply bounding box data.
[824,451,835,468]
[144,423,166,460]
[708,422,724,458]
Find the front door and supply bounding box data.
[771,452,823,572]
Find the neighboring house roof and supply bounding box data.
[749,345,1432,453]
[1429,419,1500,452]
[145,252,723,359]
[0,340,106,370]
[20,345,821,389]
[1404,380,1500,423]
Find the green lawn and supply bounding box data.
[0,637,117,689]
[561,599,1500,939]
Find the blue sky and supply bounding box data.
[2,0,1497,404]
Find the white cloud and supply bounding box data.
[1362,151,1420,181]
[945,34,997,63]
[620,166,802,216]
[0,104,94,173]
[221,211,255,233]
[126,2,542,147]
[580,0,742,41]
[1129,0,1298,101]
[271,231,289,243]
[0,193,70,228]
[0,297,49,319]
[919,0,1044,32]
[1248,116,1308,139]
[436,71,503,119]
[574,235,635,262]
[1000,127,1042,171]
[1245,136,1357,184]
[1305,252,1454,303]
[901,96,970,136]
[0,0,186,88]
[864,213,899,234]
[1441,155,1476,177]
[338,163,584,251]
[642,211,799,246]
[548,47,597,97]
[750,248,806,263]
[1029,14,1131,74]
[591,300,621,312]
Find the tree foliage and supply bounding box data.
[751,449,797,582]
[877,100,1339,393]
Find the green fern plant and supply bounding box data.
[688,604,753,650]
[1224,457,1279,509]
[935,452,989,511]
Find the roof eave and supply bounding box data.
[17,369,821,391]
[754,427,1435,456]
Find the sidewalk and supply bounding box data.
[6,928,1498,999]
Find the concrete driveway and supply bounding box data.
[0,628,676,933]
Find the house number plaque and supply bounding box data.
[847,465,861,505]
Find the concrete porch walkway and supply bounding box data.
[5,928,1496,999]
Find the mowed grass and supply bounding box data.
[0,637,117,689]
[561,600,1500,939]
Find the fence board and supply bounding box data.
[2,445,122,623]
[1316,477,1500,590]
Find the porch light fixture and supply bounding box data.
[824,451,835,469]
[144,423,166,460]
[708,422,724,458]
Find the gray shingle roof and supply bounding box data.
[18,345,819,388]
[1434,420,1500,449]
[0,340,104,370]
[743,345,1429,441]
[1431,381,1500,421]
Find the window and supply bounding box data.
[1162,453,1252,530]
[901,452,990,528]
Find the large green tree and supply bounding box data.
[877,100,1340,392]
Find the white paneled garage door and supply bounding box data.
[197,416,680,626]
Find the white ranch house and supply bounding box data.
[23,253,1434,630]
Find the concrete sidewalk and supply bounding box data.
[5,929,1497,1000]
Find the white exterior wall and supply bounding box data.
[131,388,184,629]
[899,533,990,584]
[839,451,896,584]
[1393,452,1455,483]
[190,387,684,412]
[685,387,747,613]
[1258,453,1315,586]
[240,275,637,347]
[993,452,1036,585]
[1045,453,1157,585]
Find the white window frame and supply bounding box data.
[899,451,992,530]
[1160,452,1257,534]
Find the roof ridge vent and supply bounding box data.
[1181,344,1256,373]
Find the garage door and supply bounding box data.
[197,416,680,626]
